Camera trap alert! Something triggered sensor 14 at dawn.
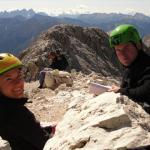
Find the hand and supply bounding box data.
[41,121,57,137]
[51,124,56,135]
[43,124,56,138]
[108,85,120,93]
[50,122,57,136]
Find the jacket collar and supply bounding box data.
[0,94,28,106]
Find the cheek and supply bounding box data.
[0,81,15,93]
[19,80,24,88]
[0,82,7,91]
[116,52,125,59]
[127,51,137,61]
[0,85,12,96]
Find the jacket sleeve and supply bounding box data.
[118,79,150,104]
[7,107,51,150]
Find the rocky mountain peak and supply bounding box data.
[20,24,121,81]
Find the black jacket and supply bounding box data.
[0,95,51,150]
[118,51,150,106]
[50,55,68,71]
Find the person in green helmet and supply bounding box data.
[109,24,150,114]
[0,53,56,150]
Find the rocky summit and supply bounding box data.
[0,25,149,150]
[0,72,149,150]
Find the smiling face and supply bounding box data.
[115,43,139,66]
[0,68,24,99]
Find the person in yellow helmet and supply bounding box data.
[0,53,55,150]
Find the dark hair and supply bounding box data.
[49,52,57,57]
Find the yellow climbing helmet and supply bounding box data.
[0,53,23,75]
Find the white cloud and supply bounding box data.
[48,5,92,16]
[65,5,91,14]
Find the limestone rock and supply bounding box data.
[44,92,150,150]
[0,137,11,150]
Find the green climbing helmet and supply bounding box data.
[109,24,141,47]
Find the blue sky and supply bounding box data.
[0,0,150,16]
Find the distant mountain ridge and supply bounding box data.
[0,9,150,54]
[76,12,150,36]
[0,9,48,19]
